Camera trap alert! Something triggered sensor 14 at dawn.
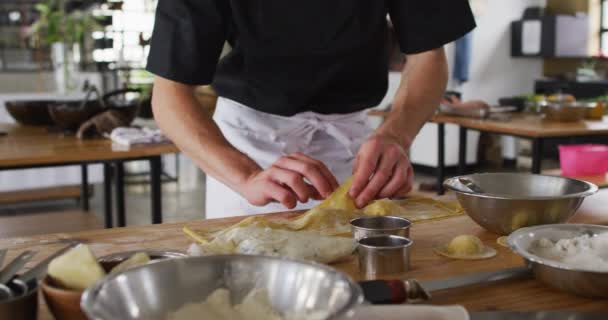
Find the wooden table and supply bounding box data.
[370,111,608,194]
[0,123,179,228]
[433,114,608,194]
[2,190,606,319]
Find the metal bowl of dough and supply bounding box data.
[81,255,363,320]
[444,173,598,235]
[509,224,608,298]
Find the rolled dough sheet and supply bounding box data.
[185,196,463,245]
[188,224,355,263]
[392,197,464,223]
[184,178,463,250]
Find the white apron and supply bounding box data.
[205,97,373,218]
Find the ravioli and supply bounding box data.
[363,199,403,216]
[209,177,359,236]
[287,207,359,236]
[496,236,509,248]
[434,235,497,260]
[315,176,357,211]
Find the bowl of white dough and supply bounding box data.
[81,255,363,320]
[508,224,608,298]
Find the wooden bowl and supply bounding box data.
[48,101,104,131]
[41,261,113,320]
[5,100,55,126]
[41,252,185,320]
[41,276,86,320]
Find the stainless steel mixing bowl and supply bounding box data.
[444,173,597,235]
[509,224,608,298]
[81,255,363,320]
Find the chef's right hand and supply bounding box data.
[237,153,339,209]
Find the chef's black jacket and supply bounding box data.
[147,0,475,116]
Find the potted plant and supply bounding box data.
[30,0,99,94]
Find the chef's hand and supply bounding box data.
[237,153,339,209]
[349,134,414,208]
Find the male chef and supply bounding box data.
[147,1,475,218]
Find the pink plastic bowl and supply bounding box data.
[559,144,608,177]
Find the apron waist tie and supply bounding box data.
[276,115,366,157]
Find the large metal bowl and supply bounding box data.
[444,173,597,235]
[81,255,363,320]
[509,224,608,298]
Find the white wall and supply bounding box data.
[449,0,547,103]
[460,0,546,160]
[0,71,104,94]
[405,0,547,167]
[0,72,56,93]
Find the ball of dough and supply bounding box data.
[434,234,497,260]
[447,235,485,255]
[496,236,509,248]
[362,199,406,217]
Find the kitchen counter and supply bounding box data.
[2,190,607,319]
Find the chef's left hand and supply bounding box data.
[349,134,413,208]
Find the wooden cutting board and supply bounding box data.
[1,191,607,319]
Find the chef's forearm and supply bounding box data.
[375,48,448,149]
[151,77,261,190]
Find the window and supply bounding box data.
[92,0,157,69]
[0,0,157,72]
